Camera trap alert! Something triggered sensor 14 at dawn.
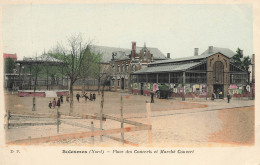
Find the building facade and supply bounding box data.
[110,42,167,92]
[132,46,250,99]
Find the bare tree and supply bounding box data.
[93,62,111,95]
[31,56,41,111]
[49,34,93,115]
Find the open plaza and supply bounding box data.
[5,91,254,147]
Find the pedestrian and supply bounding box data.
[219,91,223,99]
[93,93,96,101]
[227,93,231,103]
[90,93,93,101]
[76,92,81,102]
[150,92,154,103]
[57,98,61,108]
[60,95,63,104]
[83,92,88,102]
[211,92,215,101]
[52,98,56,109]
[48,101,52,109]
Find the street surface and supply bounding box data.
[5,92,254,146]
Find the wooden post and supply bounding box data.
[146,102,152,145]
[99,88,104,142]
[120,95,124,144]
[182,71,186,101]
[5,111,10,129]
[91,121,94,145]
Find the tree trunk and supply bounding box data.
[32,72,38,111]
[98,77,101,95]
[82,78,86,93]
[69,80,74,115]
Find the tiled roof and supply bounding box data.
[136,47,166,59]
[133,62,202,74]
[151,47,235,65]
[89,45,131,63]
[3,53,17,60]
[89,45,166,62]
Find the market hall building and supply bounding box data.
[131,46,250,99]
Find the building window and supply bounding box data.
[148,74,157,83]
[132,65,136,72]
[112,65,115,74]
[158,73,169,83]
[117,65,120,73]
[125,79,128,89]
[170,72,183,83]
[230,74,248,84]
[138,74,146,83]
[214,61,224,84]
[122,64,124,73]
[117,79,120,87]
[185,73,206,84]
[111,79,115,87]
[126,65,129,73]
[132,75,138,83]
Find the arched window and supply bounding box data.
[132,65,136,72]
[214,61,224,84]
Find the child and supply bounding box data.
[93,93,96,101]
[48,101,52,109]
[52,98,56,108]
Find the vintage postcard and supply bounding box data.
[0,0,259,164]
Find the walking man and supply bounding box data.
[60,95,63,104]
[90,93,93,101]
[211,92,215,101]
[83,92,88,102]
[93,93,96,101]
[76,92,80,102]
[151,92,154,103]
[227,93,231,103]
[57,98,61,109]
[48,101,52,109]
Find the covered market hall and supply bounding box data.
[131,46,250,99]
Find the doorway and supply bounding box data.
[213,84,224,99]
[121,78,124,90]
[140,83,144,95]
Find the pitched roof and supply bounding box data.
[89,45,166,62]
[133,62,202,74]
[3,53,17,60]
[89,45,131,63]
[136,47,166,59]
[151,47,235,65]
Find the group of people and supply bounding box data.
[211,91,231,103]
[76,92,96,102]
[49,95,63,109]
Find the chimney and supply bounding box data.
[167,53,170,58]
[132,41,136,58]
[194,48,199,56]
[151,54,154,62]
[252,54,255,64]
[208,46,213,54]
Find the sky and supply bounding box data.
[1,4,253,60]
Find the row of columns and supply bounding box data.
[137,72,186,84]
